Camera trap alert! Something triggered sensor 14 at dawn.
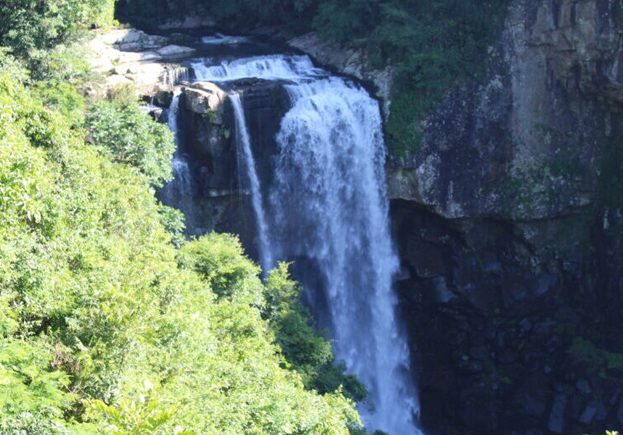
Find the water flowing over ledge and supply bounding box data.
[165,50,422,435]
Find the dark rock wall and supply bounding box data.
[385,1,623,434]
[393,200,623,435]
[171,80,290,256]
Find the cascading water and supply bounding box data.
[160,91,197,232]
[166,52,421,434]
[190,54,323,82]
[270,77,420,435]
[229,93,273,274]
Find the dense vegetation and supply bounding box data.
[0,2,364,434]
[117,0,510,153]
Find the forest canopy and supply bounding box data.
[0,1,365,434]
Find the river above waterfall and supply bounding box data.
[158,33,422,435]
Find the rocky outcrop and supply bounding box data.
[287,32,394,116]
[387,0,623,223]
[87,29,196,97]
[382,2,623,435]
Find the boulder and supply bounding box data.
[114,29,168,49]
[154,90,174,108]
[157,45,196,58]
[548,394,567,434]
[183,83,228,115]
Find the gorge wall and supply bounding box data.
[92,0,623,433]
[276,1,623,433]
[383,1,623,434]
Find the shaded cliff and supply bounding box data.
[280,1,623,434]
[385,1,623,434]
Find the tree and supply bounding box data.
[86,101,175,186]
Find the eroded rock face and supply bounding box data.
[169,80,290,256]
[381,2,623,434]
[392,200,623,435]
[86,30,196,97]
[388,0,623,221]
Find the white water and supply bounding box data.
[229,93,273,274]
[190,54,323,82]
[270,76,421,435]
[165,52,421,434]
[160,91,196,231]
[201,33,250,45]
[162,67,192,86]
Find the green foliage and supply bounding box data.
[0,48,28,82]
[90,381,194,435]
[263,263,367,402]
[178,233,264,304]
[86,101,175,186]
[106,83,140,107]
[571,338,623,379]
[157,204,186,248]
[331,0,511,154]
[0,72,360,435]
[35,80,86,124]
[0,0,116,72]
[0,340,73,415]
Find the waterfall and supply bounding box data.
[160,91,196,232]
[270,76,421,435]
[164,52,421,434]
[162,67,192,86]
[190,54,323,82]
[229,93,273,274]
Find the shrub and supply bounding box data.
[85,101,175,186]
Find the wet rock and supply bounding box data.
[113,29,168,49]
[459,388,500,431]
[496,348,519,364]
[520,318,532,332]
[576,379,591,395]
[183,83,228,114]
[595,402,608,421]
[157,45,196,58]
[154,90,174,108]
[117,42,143,52]
[287,32,394,116]
[469,346,490,361]
[579,401,598,424]
[548,393,567,434]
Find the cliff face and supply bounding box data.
[387,1,623,434]
[387,0,623,221]
[290,2,623,434]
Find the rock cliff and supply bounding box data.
[286,2,623,434]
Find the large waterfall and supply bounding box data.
[270,77,420,434]
[167,53,421,435]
